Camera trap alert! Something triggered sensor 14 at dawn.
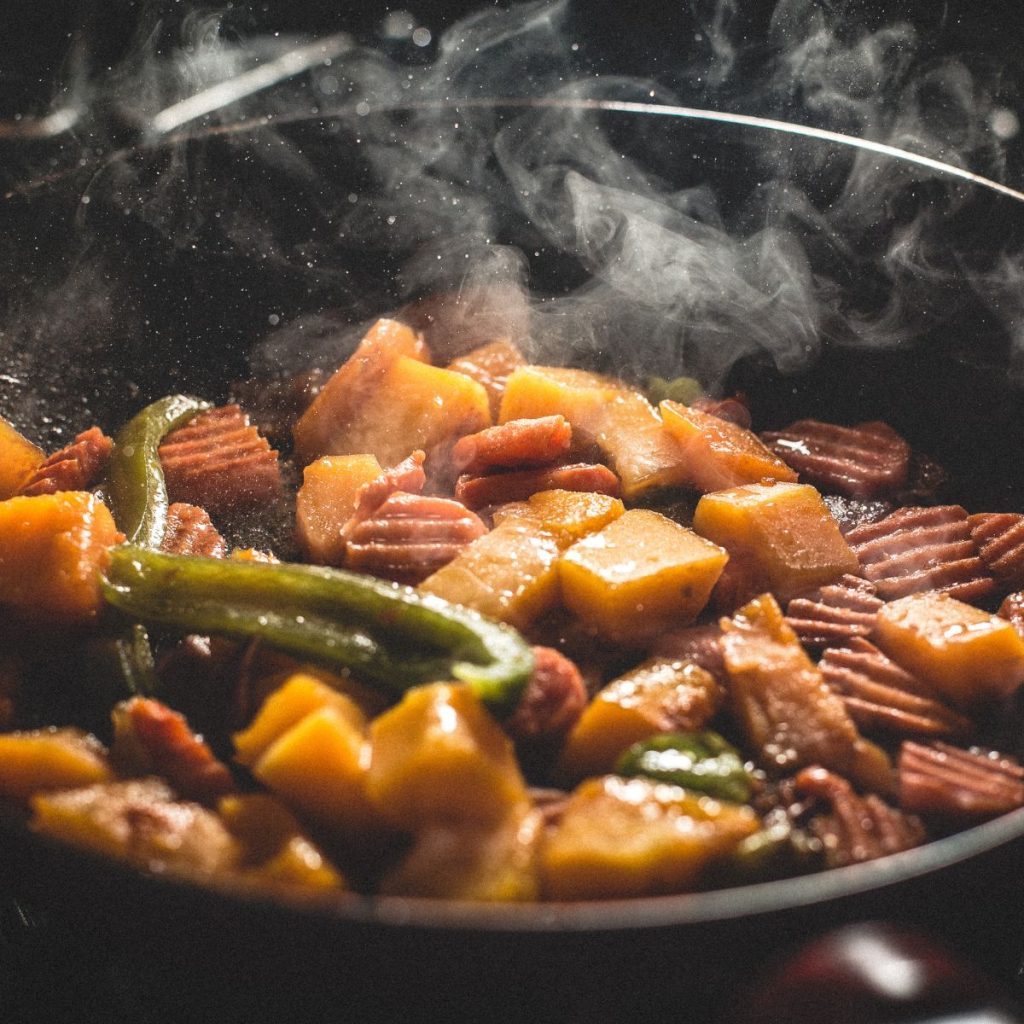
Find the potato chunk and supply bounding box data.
[292,318,428,462]
[379,805,541,901]
[419,516,562,630]
[366,683,528,829]
[0,414,44,499]
[0,491,123,622]
[720,593,891,791]
[0,728,113,801]
[499,366,688,499]
[539,775,759,900]
[559,658,723,780]
[875,591,1024,706]
[659,400,797,491]
[295,454,382,564]
[559,509,728,642]
[693,481,858,605]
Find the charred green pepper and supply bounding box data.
[101,546,534,711]
[615,730,754,803]
[106,394,210,548]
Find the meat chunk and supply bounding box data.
[19,427,113,496]
[784,575,883,652]
[160,503,227,558]
[504,646,588,745]
[450,416,572,475]
[455,463,619,511]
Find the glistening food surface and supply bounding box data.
[2,314,1024,903]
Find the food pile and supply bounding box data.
[1,315,1023,902]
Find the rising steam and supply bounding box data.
[2,0,1023,445]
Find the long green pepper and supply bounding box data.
[102,547,535,711]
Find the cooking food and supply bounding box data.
[2,314,1024,904]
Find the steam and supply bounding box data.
[2,0,1024,444]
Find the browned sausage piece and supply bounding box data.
[160,503,228,558]
[450,416,572,475]
[455,463,620,510]
[20,426,114,496]
[504,646,588,745]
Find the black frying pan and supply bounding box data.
[3,4,1024,1022]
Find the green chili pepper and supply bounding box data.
[106,395,211,548]
[615,730,754,803]
[101,547,534,711]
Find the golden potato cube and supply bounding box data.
[0,728,112,802]
[447,338,526,418]
[366,683,528,830]
[875,591,1024,705]
[419,516,561,629]
[499,366,688,499]
[293,318,428,462]
[0,491,123,623]
[379,806,541,902]
[660,400,797,491]
[523,489,625,547]
[232,672,368,767]
[295,454,382,565]
[219,793,346,891]
[559,660,722,780]
[253,705,384,836]
[0,415,44,500]
[693,482,858,603]
[539,775,759,900]
[559,509,728,642]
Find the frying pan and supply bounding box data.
[3,3,1024,1022]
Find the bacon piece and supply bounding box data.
[455,463,620,511]
[159,503,227,558]
[845,505,995,603]
[899,740,1024,822]
[820,638,969,739]
[999,591,1024,635]
[504,647,588,744]
[344,491,486,584]
[785,575,882,651]
[450,416,572,475]
[650,623,728,684]
[761,420,911,499]
[158,405,282,515]
[111,697,236,804]
[19,427,113,496]
[795,766,925,868]
[969,512,1024,590]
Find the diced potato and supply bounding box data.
[499,366,689,499]
[252,705,385,837]
[659,400,798,491]
[559,509,728,642]
[521,489,625,547]
[0,415,44,500]
[539,775,759,900]
[0,728,113,801]
[720,593,892,791]
[0,491,123,622]
[232,672,369,767]
[693,481,858,604]
[292,318,429,462]
[366,683,528,830]
[419,516,562,630]
[447,338,526,418]
[559,660,723,780]
[31,778,238,876]
[875,591,1024,706]
[296,454,382,564]
[219,793,346,891]
[379,805,541,901]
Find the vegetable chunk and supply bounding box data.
[0,415,45,499]
[720,593,892,790]
[296,454,383,565]
[693,481,858,605]
[0,491,122,622]
[366,683,528,829]
[559,509,728,642]
[874,591,1024,706]
[0,728,113,801]
[539,775,759,900]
